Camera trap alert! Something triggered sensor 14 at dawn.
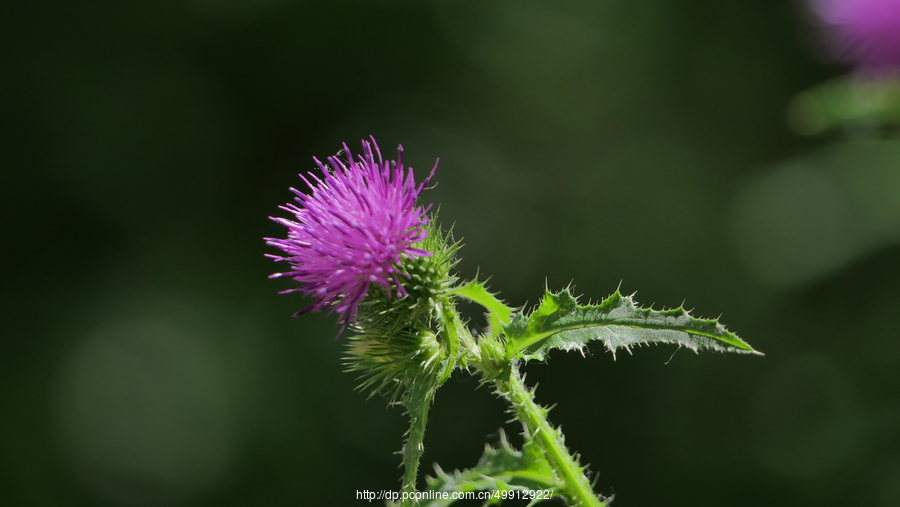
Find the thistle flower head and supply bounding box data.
[810,0,900,71]
[266,137,437,331]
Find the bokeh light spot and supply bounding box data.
[730,160,857,287]
[53,313,236,506]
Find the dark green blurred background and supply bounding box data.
[3,1,900,506]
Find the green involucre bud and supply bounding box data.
[397,218,460,319]
[355,216,459,326]
[344,216,461,401]
[345,327,442,401]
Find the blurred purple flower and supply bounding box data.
[810,0,900,71]
[266,137,436,331]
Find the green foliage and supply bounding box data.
[451,279,514,339]
[492,364,609,507]
[503,288,760,362]
[417,430,561,507]
[337,217,758,506]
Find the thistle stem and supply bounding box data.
[496,364,607,507]
[398,297,464,506]
[436,297,463,384]
[400,381,435,507]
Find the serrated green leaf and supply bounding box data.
[505,288,761,362]
[451,279,514,339]
[410,430,560,507]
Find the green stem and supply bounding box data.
[399,296,467,506]
[437,296,478,384]
[436,298,459,384]
[398,294,507,505]
[400,381,435,507]
[496,364,606,507]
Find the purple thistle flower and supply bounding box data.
[266,137,437,331]
[810,0,900,71]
